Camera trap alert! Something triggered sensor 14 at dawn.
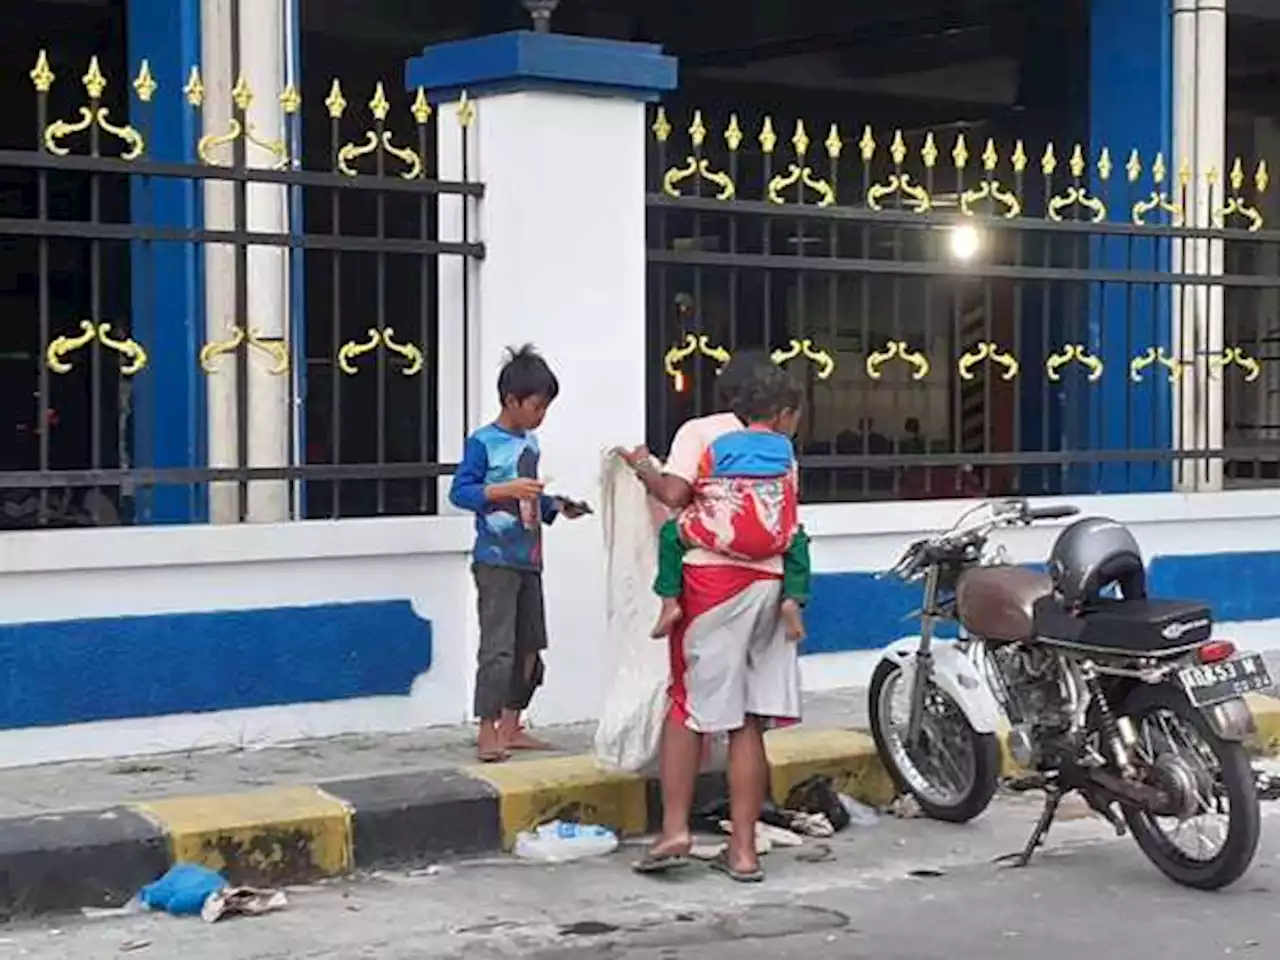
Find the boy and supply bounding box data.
[449,344,588,763]
[647,375,810,642]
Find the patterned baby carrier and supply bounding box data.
[677,428,799,562]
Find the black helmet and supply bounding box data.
[1047,516,1146,606]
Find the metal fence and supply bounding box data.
[646,108,1280,502]
[0,41,480,528]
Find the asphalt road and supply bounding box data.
[3,788,1278,959]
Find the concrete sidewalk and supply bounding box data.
[0,685,1275,922]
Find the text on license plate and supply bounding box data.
[1180,654,1273,706]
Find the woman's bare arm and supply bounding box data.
[621,446,693,509]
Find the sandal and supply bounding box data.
[632,850,693,875]
[708,849,764,884]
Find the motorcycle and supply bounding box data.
[868,497,1269,890]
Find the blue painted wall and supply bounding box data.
[1086,0,1173,493]
[128,0,206,523]
[0,601,432,730]
[806,551,1280,654]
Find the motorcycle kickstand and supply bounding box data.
[996,785,1063,869]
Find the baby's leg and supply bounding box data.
[651,518,687,637]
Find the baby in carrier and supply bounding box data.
[650,383,810,641]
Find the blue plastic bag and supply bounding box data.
[139,864,228,916]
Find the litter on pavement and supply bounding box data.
[512,820,620,862]
[137,863,288,923]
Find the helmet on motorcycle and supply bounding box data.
[1047,516,1146,606]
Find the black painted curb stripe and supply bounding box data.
[321,768,503,869]
[0,806,169,920]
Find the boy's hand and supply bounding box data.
[488,478,544,501]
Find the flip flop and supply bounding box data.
[708,850,764,884]
[632,851,693,875]
[476,747,509,763]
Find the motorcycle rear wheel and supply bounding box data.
[1121,682,1260,891]
[869,658,1000,823]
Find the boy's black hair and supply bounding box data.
[497,343,560,404]
[728,355,803,423]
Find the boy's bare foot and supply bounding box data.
[780,598,806,642]
[499,711,554,751]
[477,720,508,763]
[650,598,683,638]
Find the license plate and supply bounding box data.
[1180,654,1273,707]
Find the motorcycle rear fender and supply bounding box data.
[879,637,1003,735]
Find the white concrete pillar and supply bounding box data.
[1171,0,1195,492]
[200,0,292,522]
[201,0,239,522]
[1195,0,1227,491]
[1171,0,1227,492]
[413,32,676,724]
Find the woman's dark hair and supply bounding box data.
[714,349,771,413]
[498,343,560,403]
[727,354,803,423]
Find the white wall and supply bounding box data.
[0,517,475,768]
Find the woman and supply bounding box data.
[623,351,803,883]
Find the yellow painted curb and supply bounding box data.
[1247,693,1280,755]
[764,727,896,809]
[135,785,353,885]
[466,754,649,849]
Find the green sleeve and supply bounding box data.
[783,525,812,603]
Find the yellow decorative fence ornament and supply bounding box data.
[337,327,426,376]
[191,72,290,169]
[1209,346,1261,382]
[335,82,424,180]
[865,341,930,381]
[766,121,836,206]
[1129,347,1187,383]
[200,326,289,375]
[771,338,835,380]
[46,320,148,376]
[1131,153,1185,226]
[46,321,98,374]
[661,111,735,201]
[1045,344,1103,383]
[959,139,1021,219]
[865,129,932,213]
[96,323,149,376]
[663,333,730,392]
[1045,144,1109,223]
[958,342,1019,382]
[1213,158,1266,232]
[39,54,146,160]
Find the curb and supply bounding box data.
[1,696,1276,919]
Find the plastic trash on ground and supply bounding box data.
[139,864,227,917]
[512,820,620,863]
[201,886,289,923]
[839,794,881,827]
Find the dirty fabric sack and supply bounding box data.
[593,450,727,775]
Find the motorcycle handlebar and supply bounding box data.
[1025,504,1080,521]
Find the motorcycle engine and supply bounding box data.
[988,645,1074,769]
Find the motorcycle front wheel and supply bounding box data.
[1120,682,1260,890]
[868,658,1000,823]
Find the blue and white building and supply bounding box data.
[1,0,1278,765]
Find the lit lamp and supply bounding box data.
[949,224,981,261]
[522,0,560,32]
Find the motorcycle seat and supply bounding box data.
[1032,597,1213,654]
